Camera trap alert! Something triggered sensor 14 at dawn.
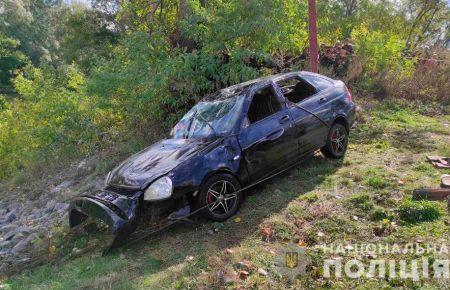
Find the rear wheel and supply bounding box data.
[197,173,242,221]
[320,123,348,159]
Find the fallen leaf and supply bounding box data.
[317,231,325,237]
[261,227,271,238]
[185,256,194,261]
[49,245,56,255]
[234,217,242,223]
[398,180,405,185]
[298,240,307,247]
[226,248,234,254]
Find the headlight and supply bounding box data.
[144,176,173,201]
[104,171,112,187]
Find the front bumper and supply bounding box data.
[69,190,142,234]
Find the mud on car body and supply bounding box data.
[69,71,356,241]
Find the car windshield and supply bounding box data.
[171,95,244,139]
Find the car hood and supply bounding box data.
[108,138,215,189]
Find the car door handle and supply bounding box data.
[279,114,290,124]
[266,128,284,141]
[318,97,327,104]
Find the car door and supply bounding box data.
[238,83,297,182]
[276,75,331,155]
[300,75,334,149]
[297,90,332,151]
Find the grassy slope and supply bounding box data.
[3,99,450,289]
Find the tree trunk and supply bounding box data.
[179,0,188,20]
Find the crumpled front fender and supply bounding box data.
[69,190,142,233]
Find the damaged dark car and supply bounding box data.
[69,71,356,245]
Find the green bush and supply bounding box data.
[0,35,29,87]
[351,24,414,77]
[398,198,442,223]
[0,65,114,179]
[87,30,275,134]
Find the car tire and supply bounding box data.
[320,123,348,159]
[197,173,243,221]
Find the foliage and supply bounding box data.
[0,0,449,180]
[88,36,259,135]
[0,35,29,87]
[198,0,309,54]
[0,65,115,179]
[397,198,443,223]
[351,24,413,76]
[382,57,450,105]
[0,0,60,64]
[403,0,450,49]
[57,5,118,73]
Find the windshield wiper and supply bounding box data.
[196,112,218,136]
[184,110,218,139]
[183,113,195,139]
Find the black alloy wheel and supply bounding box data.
[321,123,348,159]
[197,173,243,221]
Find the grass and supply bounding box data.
[398,198,444,223]
[1,99,449,289]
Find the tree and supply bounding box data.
[57,4,118,72]
[404,0,450,49]
[0,34,28,88]
[0,0,61,64]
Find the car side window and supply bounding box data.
[276,76,316,103]
[247,86,281,124]
[303,75,333,91]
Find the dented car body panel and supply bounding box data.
[69,190,141,236]
[169,136,248,198]
[69,71,356,237]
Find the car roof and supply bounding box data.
[221,72,297,94]
[203,71,327,101]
